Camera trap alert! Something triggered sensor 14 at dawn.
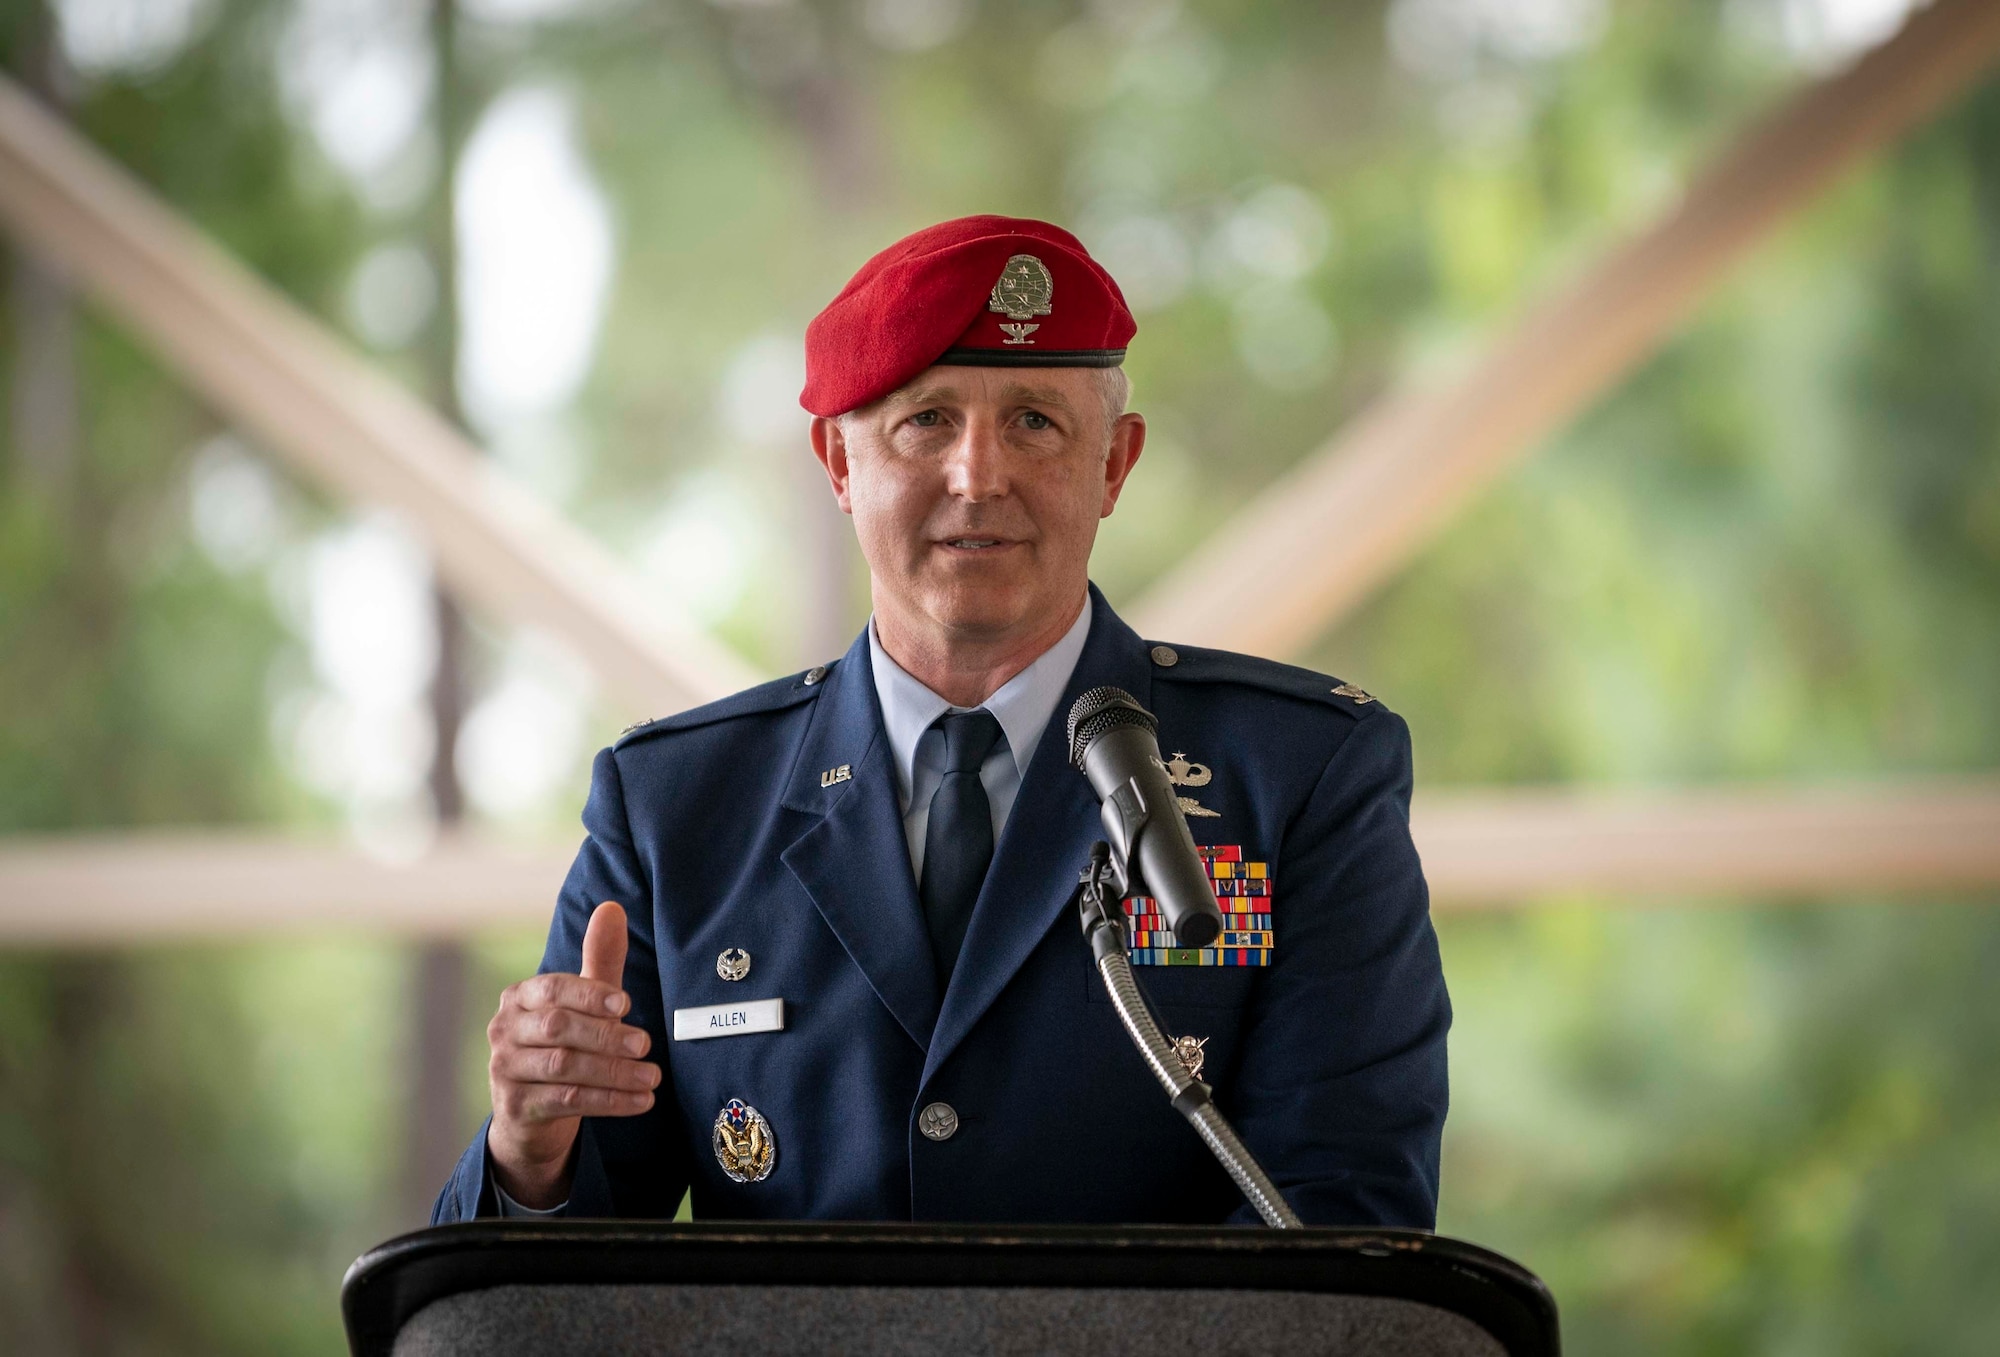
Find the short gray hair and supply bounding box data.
[1097,366,1130,432]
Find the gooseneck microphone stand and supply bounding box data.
[1077,838,1304,1230]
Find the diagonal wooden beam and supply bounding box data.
[0,76,762,715]
[1130,0,2000,654]
[1,779,1994,944]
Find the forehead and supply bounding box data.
[879,365,1101,410]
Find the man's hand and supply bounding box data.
[485,901,660,1208]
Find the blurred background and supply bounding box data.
[2,0,1998,1351]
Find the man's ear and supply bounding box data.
[809,415,855,515]
[1099,411,1146,519]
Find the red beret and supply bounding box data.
[799,215,1136,417]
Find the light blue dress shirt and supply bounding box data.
[498,594,1094,1217]
[867,593,1093,880]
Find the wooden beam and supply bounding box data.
[2,780,1993,944]
[0,831,567,945]
[0,76,762,715]
[1130,0,2000,654]
[1415,777,2000,907]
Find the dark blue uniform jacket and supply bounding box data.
[434,587,1449,1227]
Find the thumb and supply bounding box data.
[580,901,629,992]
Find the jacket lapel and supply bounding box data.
[780,630,942,1051]
[922,588,1154,1084]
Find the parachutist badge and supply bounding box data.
[1162,751,1220,817]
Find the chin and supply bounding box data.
[922,580,1036,636]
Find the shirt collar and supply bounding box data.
[868,592,1094,805]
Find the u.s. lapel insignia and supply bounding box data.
[1171,1034,1209,1082]
[1332,683,1376,705]
[1163,751,1220,818]
[715,948,751,982]
[989,254,1053,344]
[713,1099,776,1183]
[820,763,851,788]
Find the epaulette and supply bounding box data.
[613,661,834,751]
[1142,642,1388,720]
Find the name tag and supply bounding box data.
[673,997,784,1042]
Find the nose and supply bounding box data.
[942,411,1008,503]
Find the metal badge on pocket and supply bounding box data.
[713,1099,776,1183]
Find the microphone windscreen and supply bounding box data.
[1066,686,1157,769]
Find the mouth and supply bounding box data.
[935,537,1020,553]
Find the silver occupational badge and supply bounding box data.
[716,948,752,982]
[1163,751,1220,818]
[1171,1034,1209,1082]
[713,1099,776,1183]
[989,253,1053,344]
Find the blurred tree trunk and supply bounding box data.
[776,54,877,667]
[10,257,77,494]
[403,0,474,1227]
[47,957,132,1357]
[4,11,126,1351]
[6,2,74,500]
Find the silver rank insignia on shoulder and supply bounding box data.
[820,763,851,788]
[713,1099,776,1183]
[990,254,1053,345]
[715,948,751,982]
[1332,683,1377,705]
[1171,1035,1208,1082]
[1163,751,1220,818]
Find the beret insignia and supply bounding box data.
[989,254,1054,321]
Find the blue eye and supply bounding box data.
[1021,411,1051,430]
[910,410,941,427]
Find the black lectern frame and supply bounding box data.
[341,1221,1559,1357]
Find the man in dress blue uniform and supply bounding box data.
[433,215,1449,1228]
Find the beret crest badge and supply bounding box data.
[989,253,1053,344]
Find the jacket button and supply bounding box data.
[802,665,828,686]
[1149,645,1179,667]
[917,1102,959,1141]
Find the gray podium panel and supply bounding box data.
[394,1283,1506,1357]
[343,1222,1558,1357]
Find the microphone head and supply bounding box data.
[1067,686,1158,770]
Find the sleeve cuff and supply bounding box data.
[494,1180,569,1217]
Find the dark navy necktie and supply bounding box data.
[919,709,1005,982]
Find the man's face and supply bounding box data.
[811,366,1145,644]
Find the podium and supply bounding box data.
[341,1221,1559,1356]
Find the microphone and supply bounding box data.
[1066,687,1223,949]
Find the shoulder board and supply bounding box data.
[1144,642,1389,719]
[613,663,831,750]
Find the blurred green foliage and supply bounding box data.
[1,0,1996,1352]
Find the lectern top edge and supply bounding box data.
[341,1221,1560,1357]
